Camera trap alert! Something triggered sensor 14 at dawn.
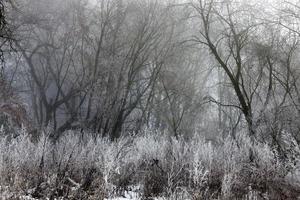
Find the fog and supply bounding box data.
[1,0,300,199]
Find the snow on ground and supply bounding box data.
[104,185,166,200]
[106,193,165,200]
[105,190,140,200]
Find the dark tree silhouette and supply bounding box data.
[0,0,9,63]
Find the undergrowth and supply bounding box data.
[0,128,299,199]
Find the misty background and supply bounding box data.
[1,0,300,199]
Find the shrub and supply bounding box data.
[0,129,299,199]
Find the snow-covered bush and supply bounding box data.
[0,129,300,199]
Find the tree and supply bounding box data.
[10,0,186,141]
[0,0,10,63]
[12,0,93,139]
[191,0,275,140]
[85,0,180,140]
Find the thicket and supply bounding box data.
[0,128,299,199]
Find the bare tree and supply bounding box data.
[11,0,93,139]
[0,0,11,63]
[191,0,275,140]
[85,0,179,140]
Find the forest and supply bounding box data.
[1,0,300,199]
